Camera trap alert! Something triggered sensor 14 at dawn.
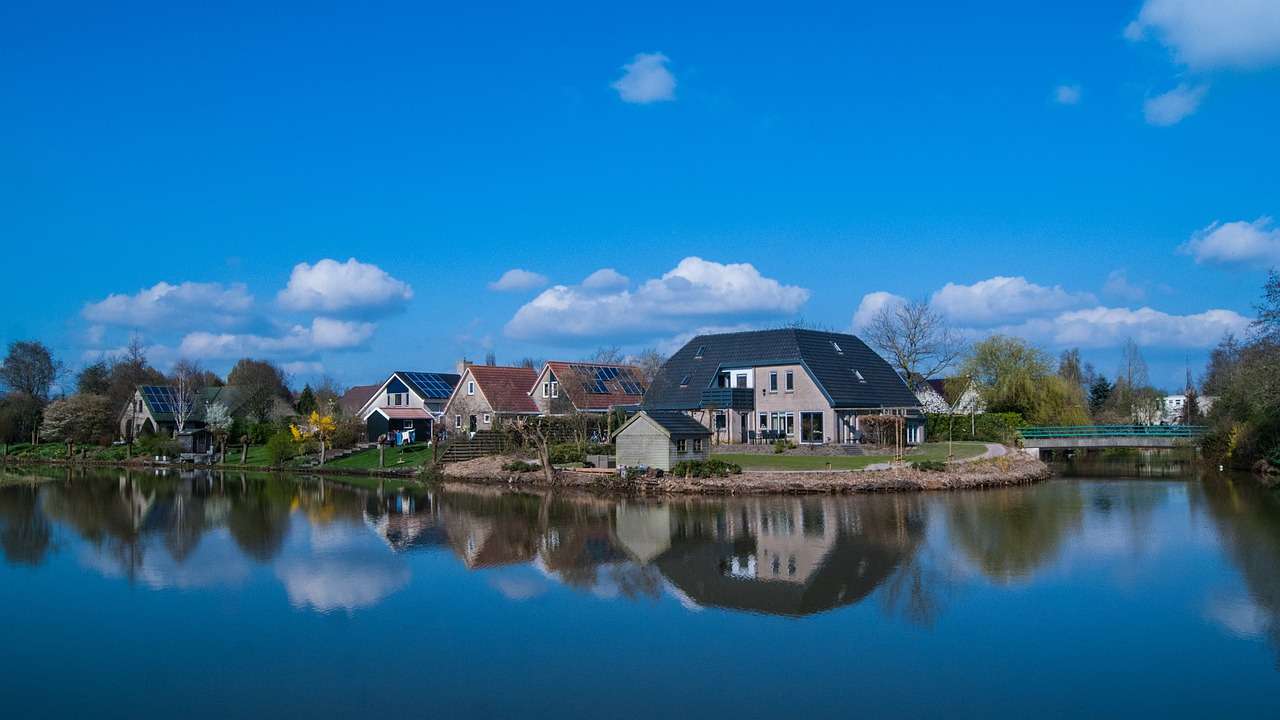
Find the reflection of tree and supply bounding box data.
[1196,478,1280,658]
[947,482,1084,583]
[226,479,294,562]
[0,485,51,565]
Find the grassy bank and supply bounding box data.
[713,441,987,471]
[323,444,435,470]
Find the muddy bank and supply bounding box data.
[441,452,1052,495]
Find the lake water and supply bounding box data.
[1,464,1278,718]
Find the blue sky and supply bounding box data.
[3,0,1279,391]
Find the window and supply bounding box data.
[759,412,768,428]
[693,438,703,452]
[551,381,559,398]
[769,371,778,391]
[454,415,462,428]
[785,371,794,391]
[714,411,726,430]
[853,370,866,383]
[679,374,691,387]
[735,373,748,388]
[786,413,795,436]
[800,412,825,444]
[483,413,491,424]
[542,383,550,398]
[676,438,688,453]
[467,381,475,395]
[694,345,704,359]
[831,340,843,354]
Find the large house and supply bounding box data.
[529,361,647,415]
[118,385,292,440]
[354,371,461,443]
[643,329,926,445]
[441,365,539,433]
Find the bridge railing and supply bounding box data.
[1019,424,1207,439]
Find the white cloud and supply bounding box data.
[1102,270,1148,302]
[611,52,676,104]
[929,276,1095,326]
[850,291,906,331]
[277,258,412,315]
[177,317,375,359]
[1054,84,1082,105]
[1143,83,1208,126]
[998,306,1251,349]
[1180,216,1280,267]
[1125,0,1280,71]
[488,268,549,292]
[505,257,808,341]
[581,268,630,291]
[282,361,324,376]
[83,281,253,328]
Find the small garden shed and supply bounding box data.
[613,411,712,471]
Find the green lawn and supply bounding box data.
[714,441,988,471]
[323,444,436,470]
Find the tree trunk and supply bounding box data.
[241,443,248,464]
[378,444,384,468]
[319,439,326,466]
[538,437,554,484]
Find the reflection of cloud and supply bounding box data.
[489,571,550,601]
[275,554,410,613]
[78,533,251,590]
[1205,593,1272,639]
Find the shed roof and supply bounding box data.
[616,410,711,440]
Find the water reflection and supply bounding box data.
[1196,478,1280,655]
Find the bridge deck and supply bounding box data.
[1019,425,1205,449]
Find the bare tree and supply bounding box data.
[587,346,625,365]
[629,348,666,384]
[510,416,556,484]
[169,359,206,434]
[865,300,964,383]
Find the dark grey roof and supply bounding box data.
[633,411,711,438]
[642,329,920,411]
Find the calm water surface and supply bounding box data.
[1,464,1278,718]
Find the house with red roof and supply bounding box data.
[441,365,539,433]
[529,361,647,415]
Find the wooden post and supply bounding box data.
[378,443,385,469]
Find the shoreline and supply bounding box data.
[0,456,422,479]
[440,451,1053,496]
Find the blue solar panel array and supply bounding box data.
[141,386,178,414]
[568,365,646,396]
[401,372,458,399]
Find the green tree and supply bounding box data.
[76,361,112,395]
[228,358,290,423]
[295,385,317,416]
[961,336,1088,425]
[264,429,298,468]
[1088,375,1113,417]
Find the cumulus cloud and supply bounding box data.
[488,268,549,292]
[581,268,629,291]
[1102,270,1148,302]
[1054,84,1082,105]
[1180,217,1280,267]
[851,291,906,330]
[1125,0,1280,70]
[1143,83,1208,126]
[1002,305,1251,349]
[929,276,1095,326]
[611,52,676,104]
[277,258,412,315]
[83,281,253,328]
[177,317,375,359]
[505,257,808,341]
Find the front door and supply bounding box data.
[469,414,478,432]
[739,412,748,444]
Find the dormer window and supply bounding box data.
[831,340,843,354]
[853,370,866,383]
[679,374,691,387]
[694,345,704,359]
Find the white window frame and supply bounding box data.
[676,438,688,453]
[483,413,491,424]
[467,381,475,396]
[551,381,559,398]
[455,415,462,428]
[693,438,703,452]
[785,371,794,392]
[542,382,550,398]
[769,371,778,392]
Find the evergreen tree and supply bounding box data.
[295,385,317,416]
[1088,375,1112,417]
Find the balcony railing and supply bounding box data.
[700,387,755,411]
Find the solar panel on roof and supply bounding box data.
[619,380,645,395]
[402,372,456,399]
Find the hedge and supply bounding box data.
[924,412,1024,444]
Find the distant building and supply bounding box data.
[442,365,539,434]
[642,329,925,446]
[529,361,646,415]
[118,385,292,440]
[354,371,461,443]
[1161,394,1216,425]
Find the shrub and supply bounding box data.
[584,442,613,456]
[330,416,365,449]
[924,412,1024,444]
[772,439,796,454]
[502,460,540,473]
[137,434,179,459]
[265,430,298,467]
[247,421,278,445]
[671,459,742,478]
[548,443,585,464]
[911,460,947,472]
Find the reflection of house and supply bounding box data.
[529,361,646,415]
[441,508,538,569]
[441,365,539,434]
[364,495,449,552]
[118,385,292,440]
[613,503,674,563]
[613,411,711,471]
[644,329,925,446]
[913,378,984,415]
[355,371,461,443]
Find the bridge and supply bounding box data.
[1019,425,1206,454]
